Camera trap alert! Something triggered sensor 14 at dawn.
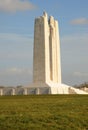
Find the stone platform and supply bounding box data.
[0,84,87,95]
[27,83,87,94]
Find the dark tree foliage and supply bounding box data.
[74,82,88,88]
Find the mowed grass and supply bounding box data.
[0,95,88,130]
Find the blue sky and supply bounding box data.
[0,0,88,86]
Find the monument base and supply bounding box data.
[27,82,87,94]
[0,83,87,95]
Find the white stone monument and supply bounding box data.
[0,12,87,95]
[33,12,61,84]
[28,12,87,94]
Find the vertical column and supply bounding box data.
[49,17,61,83]
[24,88,28,95]
[33,12,50,83]
[44,12,50,83]
[48,87,51,94]
[12,88,15,95]
[49,16,57,82]
[0,89,3,96]
[33,16,45,83]
[55,21,61,83]
[36,88,40,94]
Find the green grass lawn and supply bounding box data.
[0,95,88,130]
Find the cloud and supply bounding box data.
[61,33,88,47]
[0,67,32,75]
[70,18,88,25]
[0,67,33,86]
[7,67,32,75]
[0,33,33,59]
[61,33,88,85]
[0,0,36,12]
[73,72,88,77]
[0,33,33,43]
[61,33,88,68]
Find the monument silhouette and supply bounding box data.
[0,12,87,95]
[28,12,87,94]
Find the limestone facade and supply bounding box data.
[33,12,61,84]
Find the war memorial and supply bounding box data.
[0,12,87,95]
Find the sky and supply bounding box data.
[0,0,88,87]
